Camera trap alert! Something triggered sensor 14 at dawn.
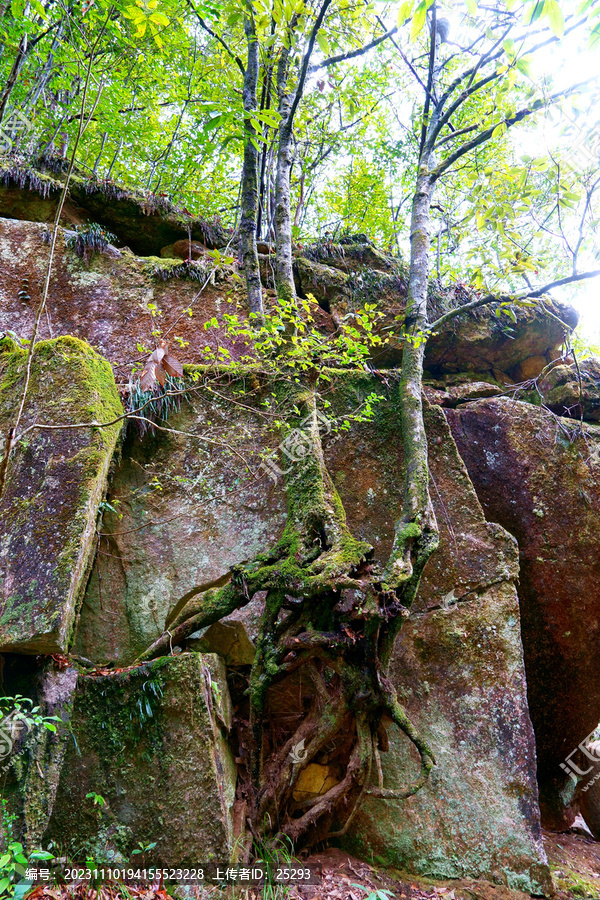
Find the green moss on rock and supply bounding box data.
[0,336,122,653]
[44,653,236,866]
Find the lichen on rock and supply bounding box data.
[0,335,122,653]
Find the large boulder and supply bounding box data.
[328,396,548,894]
[293,254,577,373]
[0,215,578,383]
[446,398,600,829]
[0,336,122,653]
[73,374,549,890]
[580,741,600,839]
[538,356,600,421]
[0,218,248,376]
[72,375,287,665]
[0,159,230,255]
[45,653,236,865]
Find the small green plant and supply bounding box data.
[85,791,106,810]
[0,842,28,897]
[0,843,53,899]
[65,222,117,262]
[131,840,157,860]
[127,373,186,438]
[132,678,163,729]
[351,885,395,900]
[252,833,295,900]
[0,695,61,759]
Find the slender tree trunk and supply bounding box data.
[382,5,442,653]
[92,131,108,174]
[106,136,123,180]
[256,59,273,239]
[382,171,438,629]
[25,20,65,113]
[0,36,28,126]
[274,48,296,304]
[239,6,264,317]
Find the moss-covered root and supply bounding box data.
[134,578,247,663]
[366,694,435,800]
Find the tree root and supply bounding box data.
[135,378,438,848]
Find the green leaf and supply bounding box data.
[545,0,564,36]
[465,0,477,13]
[204,114,223,130]
[29,0,48,18]
[150,12,169,25]
[525,0,546,23]
[492,122,507,139]
[515,55,533,76]
[397,0,413,24]
[316,31,330,55]
[410,0,427,40]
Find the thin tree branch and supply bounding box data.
[314,25,398,70]
[431,80,594,182]
[185,0,245,76]
[288,0,333,129]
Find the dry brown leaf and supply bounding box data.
[140,361,157,392]
[162,353,184,378]
[139,342,182,392]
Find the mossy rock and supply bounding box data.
[44,652,236,866]
[0,336,122,653]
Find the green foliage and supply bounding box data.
[252,833,295,900]
[0,814,54,900]
[0,694,61,745]
[351,885,395,900]
[322,158,396,247]
[133,678,163,729]
[0,842,28,898]
[572,330,600,360]
[200,293,390,379]
[127,374,186,437]
[1,0,599,309]
[85,791,106,809]
[65,223,118,261]
[131,839,157,858]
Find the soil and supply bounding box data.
[21,827,600,900]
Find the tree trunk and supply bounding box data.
[0,35,28,127]
[239,7,264,318]
[25,19,65,114]
[382,5,442,657]
[274,47,296,305]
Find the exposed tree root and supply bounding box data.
[136,376,439,849]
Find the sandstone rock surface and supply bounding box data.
[72,375,549,889]
[45,653,236,864]
[538,356,600,421]
[0,216,578,382]
[446,398,600,829]
[0,335,122,653]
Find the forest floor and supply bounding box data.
[22,828,600,900]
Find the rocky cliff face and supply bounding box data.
[0,179,597,893]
